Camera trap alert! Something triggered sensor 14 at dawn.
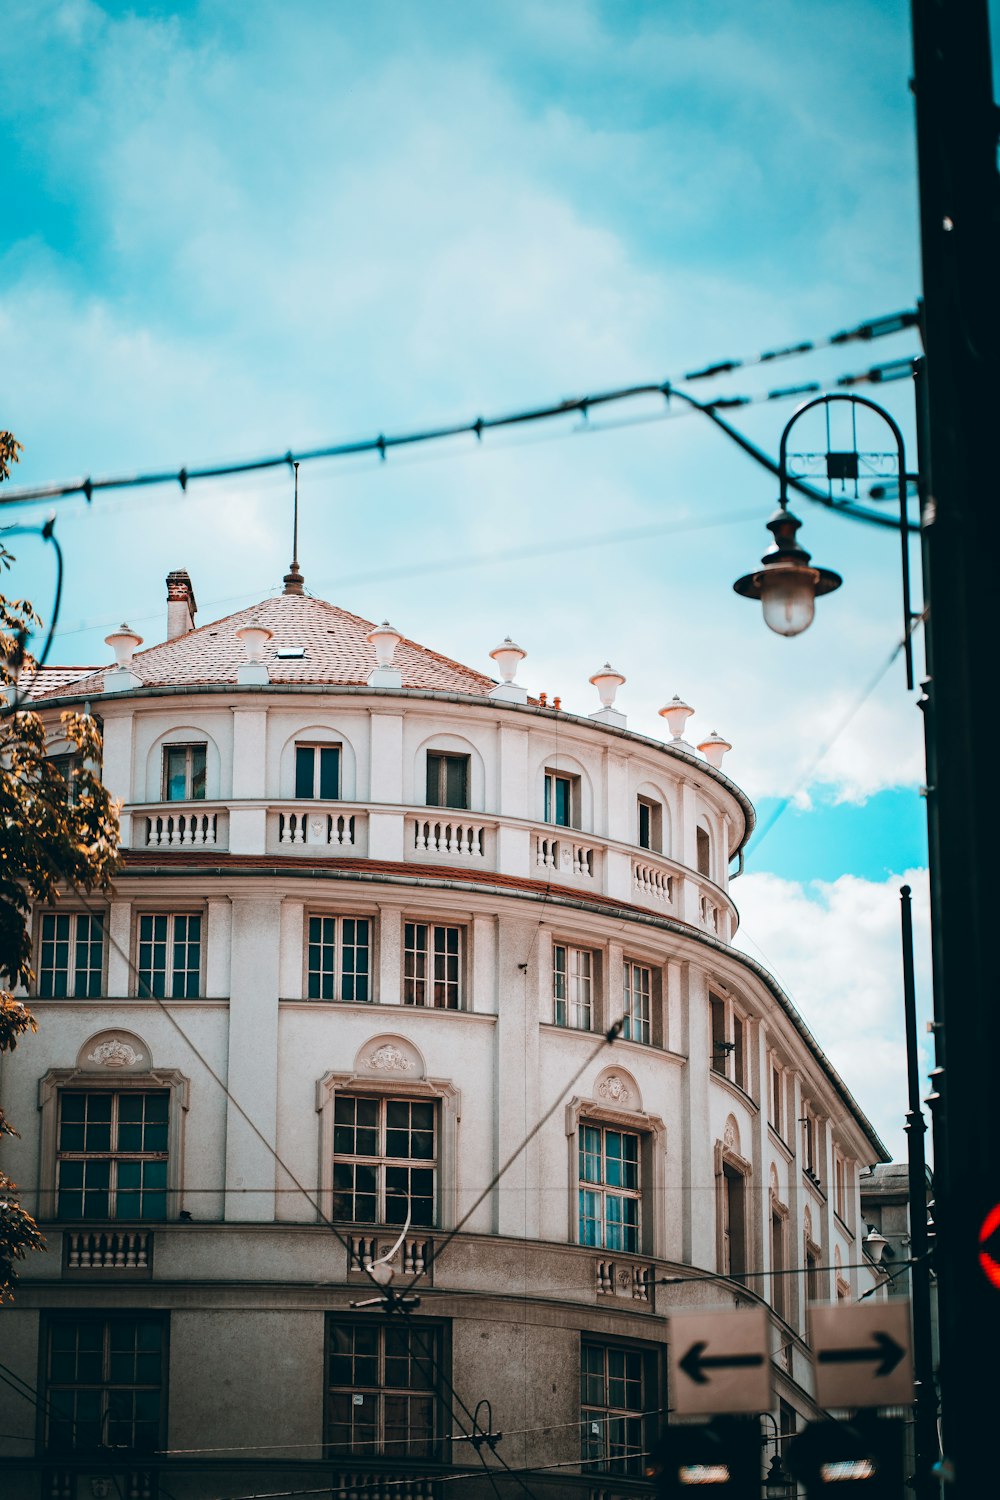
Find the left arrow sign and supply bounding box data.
[679,1342,767,1386]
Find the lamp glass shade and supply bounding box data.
[759,566,817,638]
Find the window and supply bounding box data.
[553,944,593,1030]
[721,1161,748,1279]
[43,1314,166,1454]
[622,960,651,1045]
[770,1059,784,1136]
[696,825,711,878]
[425,752,469,809]
[56,1090,169,1220]
[38,913,104,998]
[802,1110,819,1181]
[48,752,80,805]
[296,743,341,800]
[709,994,749,1091]
[333,1095,435,1226]
[163,743,206,801]
[579,1123,640,1251]
[544,770,577,827]
[403,922,461,1009]
[308,916,370,1001]
[771,1204,787,1320]
[581,1341,652,1478]
[137,913,201,998]
[710,995,729,1076]
[833,1149,849,1221]
[326,1319,441,1459]
[636,796,662,852]
[806,1242,823,1302]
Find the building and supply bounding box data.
[0,563,889,1499]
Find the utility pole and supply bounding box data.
[909,2,1000,1493]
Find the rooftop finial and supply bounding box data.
[283,461,305,595]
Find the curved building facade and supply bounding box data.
[0,568,888,1499]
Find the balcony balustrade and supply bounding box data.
[64,1227,152,1273]
[125,799,735,939]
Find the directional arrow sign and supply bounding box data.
[810,1301,913,1409]
[669,1307,771,1415]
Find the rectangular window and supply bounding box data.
[721,1162,748,1279]
[56,1090,169,1220]
[581,1341,650,1478]
[163,743,206,801]
[38,913,105,998]
[137,913,201,999]
[333,1095,435,1227]
[578,1123,640,1252]
[425,752,469,809]
[622,961,651,1045]
[802,1112,818,1178]
[806,1245,822,1302]
[770,1060,784,1136]
[696,826,711,878]
[295,744,341,800]
[44,1314,166,1454]
[307,916,371,1002]
[544,770,575,827]
[637,797,661,853]
[834,1152,848,1220]
[732,1012,746,1090]
[553,944,593,1030]
[771,1209,787,1320]
[48,753,80,805]
[710,995,728,1076]
[326,1320,440,1459]
[403,922,461,1009]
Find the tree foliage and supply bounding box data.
[1,432,122,1299]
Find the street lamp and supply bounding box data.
[732,392,917,688]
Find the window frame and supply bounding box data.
[715,1124,753,1282]
[332,1093,437,1229]
[40,1311,168,1457]
[403,921,463,1009]
[544,769,579,829]
[161,741,207,802]
[621,959,652,1046]
[769,1055,786,1138]
[566,1093,667,1259]
[37,1064,189,1223]
[55,1087,170,1222]
[36,911,106,999]
[324,1316,446,1462]
[425,751,470,810]
[306,913,373,1003]
[696,823,712,878]
[578,1120,642,1252]
[295,742,342,801]
[708,992,751,1093]
[636,796,662,853]
[317,1071,461,1234]
[580,1337,658,1479]
[553,942,595,1031]
[135,911,203,999]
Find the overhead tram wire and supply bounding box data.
[0,518,64,716]
[0,308,919,523]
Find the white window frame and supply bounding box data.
[135,912,203,999]
[621,960,651,1046]
[294,742,342,800]
[403,921,462,1009]
[162,742,207,802]
[306,914,373,1002]
[708,992,751,1093]
[565,1095,667,1259]
[553,943,594,1030]
[55,1087,170,1221]
[36,911,106,999]
[544,769,579,829]
[636,796,662,853]
[425,751,470,810]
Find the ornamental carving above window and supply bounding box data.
[87,1039,144,1069]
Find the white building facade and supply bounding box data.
[0,569,888,1499]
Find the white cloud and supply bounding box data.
[733,867,933,1161]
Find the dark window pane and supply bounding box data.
[295,746,314,799]
[319,747,340,800]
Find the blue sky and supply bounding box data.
[2,0,949,1154]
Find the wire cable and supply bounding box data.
[0,309,918,517]
[0,518,63,715]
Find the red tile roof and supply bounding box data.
[34,594,497,699]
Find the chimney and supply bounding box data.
[166,570,197,640]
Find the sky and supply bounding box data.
[1,0,954,1158]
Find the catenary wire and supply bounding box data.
[0,312,919,521]
[0,519,63,716]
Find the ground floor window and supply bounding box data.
[43,1314,166,1454]
[326,1319,442,1459]
[580,1340,652,1477]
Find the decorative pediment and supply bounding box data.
[77,1031,150,1072]
[355,1034,425,1078]
[593,1067,642,1112]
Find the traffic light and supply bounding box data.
[646,1416,761,1498]
[786,1414,904,1500]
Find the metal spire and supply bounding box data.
[282,461,304,595]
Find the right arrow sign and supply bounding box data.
[810,1301,914,1409]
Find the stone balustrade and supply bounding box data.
[125,800,736,940]
[64,1227,152,1272]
